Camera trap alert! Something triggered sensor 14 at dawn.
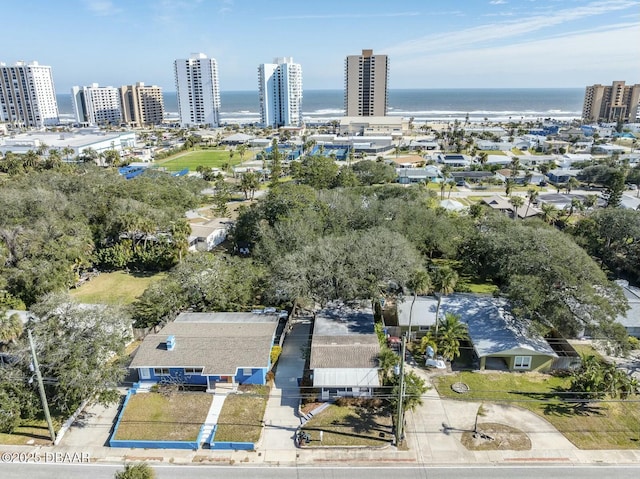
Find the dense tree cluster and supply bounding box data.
[0,167,204,305]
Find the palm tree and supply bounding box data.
[566,197,584,218]
[505,178,514,196]
[525,189,538,217]
[378,347,399,386]
[540,203,558,225]
[509,195,524,220]
[478,152,488,167]
[236,144,247,162]
[61,146,75,162]
[436,312,468,361]
[0,313,23,345]
[22,150,40,171]
[583,194,598,210]
[565,176,580,194]
[432,266,458,339]
[509,157,520,179]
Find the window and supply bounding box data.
[242,368,253,376]
[154,368,170,376]
[184,368,203,375]
[514,356,532,370]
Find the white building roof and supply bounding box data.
[313,368,380,388]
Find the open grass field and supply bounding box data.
[434,371,640,449]
[214,385,269,443]
[114,392,212,441]
[301,403,393,446]
[157,149,245,172]
[70,271,165,305]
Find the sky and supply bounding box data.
[2,0,639,92]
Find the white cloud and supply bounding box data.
[383,0,639,57]
[389,23,640,87]
[490,0,508,4]
[84,0,121,16]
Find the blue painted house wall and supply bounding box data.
[139,366,268,386]
[143,368,209,385]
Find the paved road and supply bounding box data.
[4,463,640,479]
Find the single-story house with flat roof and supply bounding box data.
[615,280,640,338]
[188,218,232,251]
[393,294,557,372]
[310,301,380,400]
[396,166,441,184]
[129,311,280,390]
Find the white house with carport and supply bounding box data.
[393,294,557,371]
[310,301,380,400]
[188,218,232,251]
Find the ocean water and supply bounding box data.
[56,88,584,123]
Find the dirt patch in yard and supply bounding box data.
[461,422,531,451]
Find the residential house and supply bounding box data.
[482,195,541,219]
[615,280,640,338]
[547,169,580,184]
[537,193,605,210]
[494,169,545,185]
[476,140,512,151]
[188,218,232,252]
[450,170,495,186]
[390,155,425,168]
[393,294,558,371]
[310,301,380,400]
[435,154,472,167]
[396,166,441,184]
[485,155,512,166]
[592,144,626,156]
[129,311,281,390]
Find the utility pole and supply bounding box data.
[28,329,56,443]
[395,333,407,446]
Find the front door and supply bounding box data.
[139,368,150,380]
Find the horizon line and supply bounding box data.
[56,86,588,94]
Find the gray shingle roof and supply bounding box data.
[396,294,556,358]
[129,319,277,375]
[310,301,381,370]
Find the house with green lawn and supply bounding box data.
[394,294,558,372]
[130,311,281,390]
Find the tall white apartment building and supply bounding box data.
[0,61,59,128]
[174,53,221,127]
[344,49,389,117]
[71,83,122,126]
[258,57,303,128]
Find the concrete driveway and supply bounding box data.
[58,392,125,448]
[258,318,311,463]
[405,366,577,463]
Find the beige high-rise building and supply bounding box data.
[344,49,388,117]
[582,81,640,123]
[120,82,165,126]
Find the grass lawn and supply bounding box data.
[0,418,62,446]
[301,404,393,446]
[70,271,165,305]
[434,371,640,449]
[114,392,212,441]
[465,281,499,295]
[214,385,269,443]
[156,149,244,172]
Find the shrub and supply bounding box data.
[270,345,282,365]
[629,336,640,350]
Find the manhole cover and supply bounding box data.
[451,382,470,394]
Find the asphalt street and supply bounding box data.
[3,463,640,479]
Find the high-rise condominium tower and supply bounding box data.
[258,57,303,128]
[344,49,388,117]
[174,53,221,127]
[120,82,165,126]
[0,61,59,128]
[582,81,640,123]
[71,83,122,126]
